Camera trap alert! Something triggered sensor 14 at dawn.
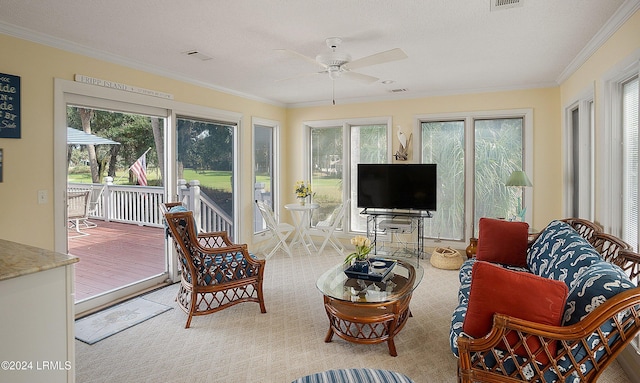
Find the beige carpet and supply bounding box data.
[75,247,632,383]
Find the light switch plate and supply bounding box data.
[38,190,48,204]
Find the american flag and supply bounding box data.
[130,152,147,186]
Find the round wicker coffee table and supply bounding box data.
[316,257,423,356]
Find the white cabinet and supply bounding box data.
[0,239,78,383]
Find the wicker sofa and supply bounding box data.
[450,218,640,383]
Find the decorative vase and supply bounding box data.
[298,197,306,206]
[352,259,369,273]
[465,237,478,259]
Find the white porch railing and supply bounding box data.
[68,178,234,236]
[176,179,233,235]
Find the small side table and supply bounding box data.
[284,203,319,255]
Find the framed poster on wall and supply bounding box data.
[0,73,20,139]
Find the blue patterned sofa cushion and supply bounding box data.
[563,261,635,325]
[527,220,601,284]
[291,368,414,383]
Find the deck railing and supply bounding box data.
[177,179,233,235]
[68,179,233,236]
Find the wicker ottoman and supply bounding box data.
[292,368,414,383]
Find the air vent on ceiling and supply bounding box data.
[390,88,407,93]
[490,0,523,11]
[182,50,213,61]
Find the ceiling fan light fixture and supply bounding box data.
[316,52,351,68]
[327,66,342,80]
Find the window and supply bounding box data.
[349,124,388,232]
[603,64,639,355]
[421,120,465,240]
[419,110,532,242]
[253,119,278,233]
[622,75,639,251]
[307,118,390,233]
[565,94,595,219]
[310,125,343,227]
[474,118,525,226]
[176,116,236,238]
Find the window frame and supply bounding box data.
[416,109,533,246]
[563,89,595,220]
[304,117,392,235]
[252,117,281,233]
[599,54,640,361]
[54,78,242,313]
[599,57,640,237]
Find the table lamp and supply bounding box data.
[505,170,532,221]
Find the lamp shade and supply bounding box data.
[505,171,532,187]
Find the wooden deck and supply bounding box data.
[67,220,166,302]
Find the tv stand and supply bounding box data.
[361,208,432,263]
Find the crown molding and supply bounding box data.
[556,0,640,84]
[286,81,558,109]
[0,21,286,108]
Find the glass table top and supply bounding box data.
[316,257,424,303]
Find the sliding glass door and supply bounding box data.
[176,116,237,239]
[65,102,169,314]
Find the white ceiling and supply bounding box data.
[0,0,636,107]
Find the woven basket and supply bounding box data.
[430,247,464,270]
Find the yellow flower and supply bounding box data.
[294,180,313,198]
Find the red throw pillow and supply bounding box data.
[476,217,529,267]
[463,261,568,364]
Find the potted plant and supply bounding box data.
[344,235,373,272]
[294,180,313,205]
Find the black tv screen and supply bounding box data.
[357,164,437,211]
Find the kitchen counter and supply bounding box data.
[0,238,78,281]
[0,238,78,383]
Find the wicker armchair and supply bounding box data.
[162,204,266,328]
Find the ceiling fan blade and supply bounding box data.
[275,49,326,69]
[341,71,379,84]
[342,48,408,71]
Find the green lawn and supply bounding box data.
[68,168,272,194]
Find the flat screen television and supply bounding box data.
[357,163,437,211]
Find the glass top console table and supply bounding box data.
[316,257,424,356]
[361,208,432,262]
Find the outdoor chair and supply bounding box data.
[255,200,294,258]
[162,204,266,328]
[315,199,349,255]
[67,189,94,237]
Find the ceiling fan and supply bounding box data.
[277,37,408,103]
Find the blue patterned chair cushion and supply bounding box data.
[291,368,414,383]
[193,251,253,285]
[164,205,189,238]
